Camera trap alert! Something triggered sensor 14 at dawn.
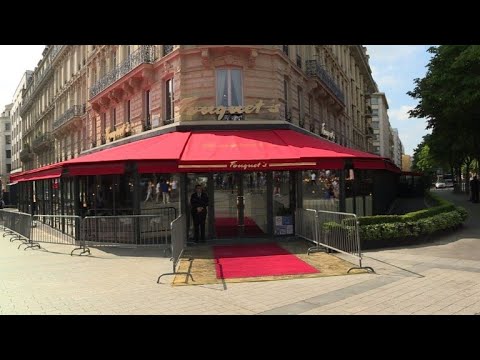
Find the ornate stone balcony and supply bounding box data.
[90,46,157,99]
[53,105,85,132]
[306,60,345,105]
[32,132,53,153]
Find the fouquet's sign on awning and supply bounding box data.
[183,99,281,121]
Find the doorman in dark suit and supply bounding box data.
[190,184,209,243]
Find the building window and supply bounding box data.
[5,135,11,144]
[371,97,378,105]
[372,109,379,116]
[6,150,11,159]
[296,54,302,69]
[5,123,11,131]
[283,45,289,56]
[284,78,290,121]
[216,69,243,107]
[102,113,107,134]
[126,100,131,123]
[298,87,304,124]
[6,164,11,173]
[371,122,379,129]
[145,90,151,128]
[112,108,116,130]
[165,78,174,122]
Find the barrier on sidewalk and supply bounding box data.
[295,208,374,273]
[295,208,318,244]
[31,215,88,255]
[157,214,193,283]
[83,214,172,248]
[0,210,34,248]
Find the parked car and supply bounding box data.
[435,181,446,189]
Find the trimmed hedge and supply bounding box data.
[357,192,456,226]
[357,191,468,243]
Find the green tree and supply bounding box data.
[408,45,480,186]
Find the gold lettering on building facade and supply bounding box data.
[184,100,281,121]
[229,161,269,170]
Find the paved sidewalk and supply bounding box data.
[1,189,479,315]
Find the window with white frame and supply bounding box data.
[216,69,243,107]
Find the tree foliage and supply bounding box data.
[408,45,480,176]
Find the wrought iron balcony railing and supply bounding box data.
[90,45,157,99]
[32,132,53,152]
[53,105,85,130]
[306,60,345,105]
[163,45,174,56]
[50,45,65,61]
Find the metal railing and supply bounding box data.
[295,208,318,244]
[82,214,172,248]
[305,60,345,105]
[53,105,85,130]
[1,210,35,249]
[295,208,374,273]
[31,215,89,255]
[50,45,65,61]
[163,45,174,56]
[32,132,53,152]
[141,206,177,219]
[90,45,157,98]
[157,214,193,283]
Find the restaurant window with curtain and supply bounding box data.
[216,69,243,107]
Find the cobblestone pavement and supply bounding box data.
[1,190,479,315]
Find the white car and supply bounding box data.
[435,181,446,189]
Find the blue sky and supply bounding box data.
[366,45,434,155]
[1,45,432,155]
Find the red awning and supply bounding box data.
[13,129,399,179]
[178,130,309,171]
[11,163,64,183]
[63,131,191,175]
[178,130,385,171]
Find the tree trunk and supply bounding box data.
[465,163,470,196]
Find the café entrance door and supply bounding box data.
[213,172,268,238]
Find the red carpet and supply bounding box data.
[215,216,264,238]
[213,243,319,279]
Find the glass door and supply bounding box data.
[213,172,268,238]
[213,172,239,238]
[242,172,268,237]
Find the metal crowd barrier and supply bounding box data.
[31,215,89,255]
[141,206,177,219]
[83,214,172,248]
[295,208,318,244]
[0,210,35,249]
[157,214,193,283]
[295,208,374,273]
